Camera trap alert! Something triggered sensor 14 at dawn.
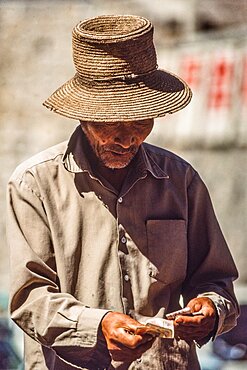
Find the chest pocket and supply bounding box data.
[146,219,187,285]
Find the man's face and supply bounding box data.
[81,119,154,169]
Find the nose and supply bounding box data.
[113,126,135,148]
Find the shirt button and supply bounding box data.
[121,236,127,244]
[118,197,123,203]
[124,274,130,282]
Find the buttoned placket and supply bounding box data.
[117,198,144,366]
[64,128,166,316]
[117,198,131,314]
[116,168,148,315]
[74,164,134,316]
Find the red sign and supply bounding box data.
[208,58,234,109]
[180,56,202,88]
[242,55,247,106]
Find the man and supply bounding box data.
[7,15,239,370]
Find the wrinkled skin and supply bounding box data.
[80,119,154,169]
[174,297,217,343]
[101,312,155,362]
[101,297,216,361]
[83,120,217,359]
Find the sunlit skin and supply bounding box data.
[100,298,216,363]
[80,119,154,169]
[80,119,217,362]
[101,298,216,362]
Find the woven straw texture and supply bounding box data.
[44,15,192,122]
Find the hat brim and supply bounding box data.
[43,69,192,122]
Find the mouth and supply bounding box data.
[99,148,137,169]
[104,145,136,155]
[109,150,131,156]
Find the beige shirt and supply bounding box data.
[7,126,239,370]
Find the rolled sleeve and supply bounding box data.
[182,173,239,341]
[7,172,110,368]
[53,307,111,368]
[75,307,110,347]
[197,292,236,337]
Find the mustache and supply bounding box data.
[102,145,138,154]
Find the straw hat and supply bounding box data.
[43,15,192,122]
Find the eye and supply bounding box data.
[133,122,148,128]
[93,122,105,127]
[94,122,116,128]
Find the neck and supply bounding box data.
[96,163,129,192]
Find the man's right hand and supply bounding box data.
[101,311,155,362]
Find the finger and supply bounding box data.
[136,337,155,352]
[175,321,215,341]
[190,302,203,312]
[135,325,156,336]
[175,317,216,332]
[110,347,141,362]
[187,298,216,316]
[174,311,216,325]
[176,329,211,341]
[175,326,211,337]
[111,327,152,349]
[109,336,155,362]
[174,314,205,326]
[174,320,216,339]
[175,333,205,342]
[174,323,215,337]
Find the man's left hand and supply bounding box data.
[173,297,217,343]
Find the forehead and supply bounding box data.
[83,119,153,128]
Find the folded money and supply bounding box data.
[135,317,174,338]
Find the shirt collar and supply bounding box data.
[62,125,94,173]
[140,144,169,179]
[62,125,169,180]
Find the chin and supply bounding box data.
[103,161,129,169]
[101,154,133,169]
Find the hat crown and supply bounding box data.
[72,15,157,80]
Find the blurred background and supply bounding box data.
[0,0,247,369]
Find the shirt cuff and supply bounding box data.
[76,306,110,347]
[54,307,111,369]
[197,292,226,339]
